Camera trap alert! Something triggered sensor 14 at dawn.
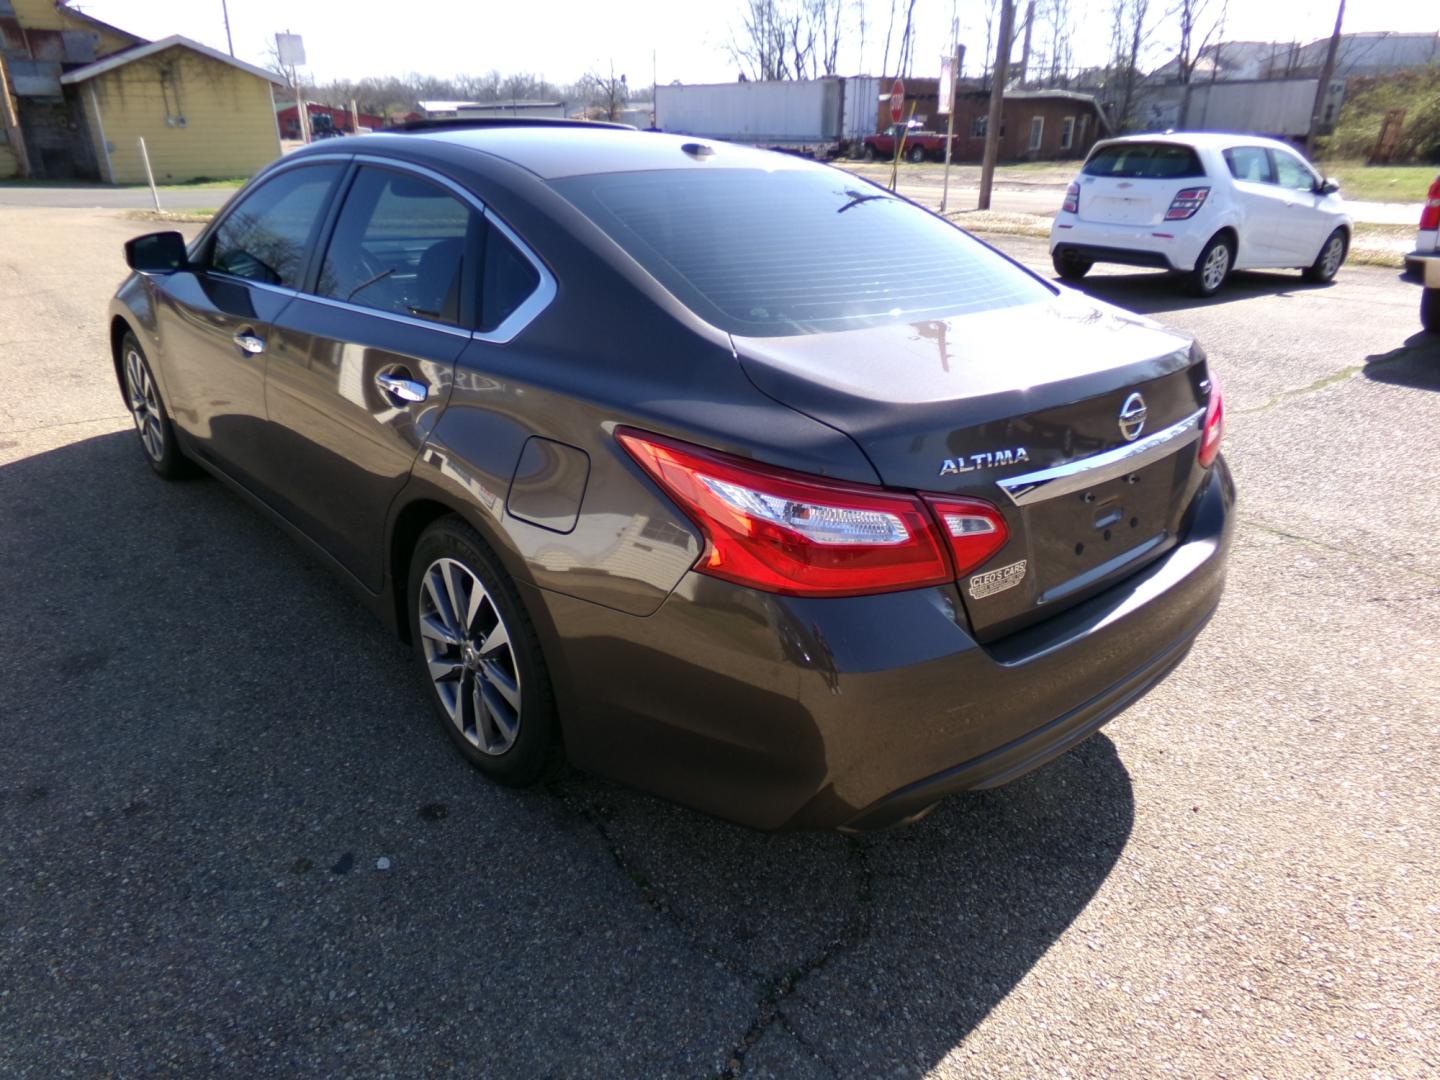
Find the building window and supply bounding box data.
[1028,116,1044,151]
[1060,116,1075,150]
[970,115,986,138]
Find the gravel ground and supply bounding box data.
[1,209,1436,1078]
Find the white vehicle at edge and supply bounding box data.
[1049,132,1352,298]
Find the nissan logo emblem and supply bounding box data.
[1118,392,1147,441]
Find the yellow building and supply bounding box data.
[1,1,282,182]
[61,36,284,184]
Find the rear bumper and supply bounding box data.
[527,459,1235,831]
[1051,218,1207,272]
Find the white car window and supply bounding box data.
[1272,150,1319,193]
[1223,146,1274,185]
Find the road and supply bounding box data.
[0,169,1420,226]
[2,207,1437,1078]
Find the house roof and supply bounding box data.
[59,34,285,86]
[55,0,147,48]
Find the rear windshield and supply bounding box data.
[1082,142,1206,180]
[550,167,1050,337]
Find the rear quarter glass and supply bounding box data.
[550,167,1053,337]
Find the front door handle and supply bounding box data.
[233,331,266,355]
[375,371,428,404]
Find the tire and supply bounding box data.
[863,145,878,162]
[1422,287,1440,334]
[907,144,926,164]
[408,516,557,787]
[1184,234,1234,298]
[1302,228,1347,283]
[119,332,192,479]
[1052,250,1093,281]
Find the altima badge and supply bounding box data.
[968,560,1028,599]
[939,448,1029,476]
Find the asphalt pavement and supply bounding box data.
[1,208,1437,1078]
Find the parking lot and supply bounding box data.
[1,205,1437,1077]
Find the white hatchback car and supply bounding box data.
[1050,133,1351,297]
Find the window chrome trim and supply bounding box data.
[294,291,475,338]
[996,407,1205,507]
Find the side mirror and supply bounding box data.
[1318,177,1340,195]
[125,230,189,274]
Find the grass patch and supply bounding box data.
[123,208,218,224]
[1316,162,1434,203]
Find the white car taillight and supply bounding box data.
[1165,187,1210,221]
[1062,182,1079,214]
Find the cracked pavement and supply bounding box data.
[1,210,1437,1077]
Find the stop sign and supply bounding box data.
[889,78,905,125]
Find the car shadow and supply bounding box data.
[0,431,1133,1077]
[1363,328,1440,391]
[1068,268,1332,317]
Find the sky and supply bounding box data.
[72,0,1433,92]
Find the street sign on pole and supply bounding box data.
[275,32,306,68]
[889,78,905,125]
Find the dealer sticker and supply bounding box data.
[968,560,1028,600]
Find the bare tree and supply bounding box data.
[1038,0,1073,87]
[1108,0,1153,132]
[809,0,845,75]
[1172,0,1228,126]
[730,0,788,79]
[893,0,919,77]
[579,63,628,121]
[880,0,898,75]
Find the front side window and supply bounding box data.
[1224,146,1274,185]
[1083,142,1205,180]
[209,164,342,287]
[318,166,474,325]
[1272,149,1319,193]
[552,166,1052,337]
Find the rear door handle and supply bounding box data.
[375,371,428,403]
[233,331,266,355]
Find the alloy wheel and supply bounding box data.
[1321,236,1344,278]
[1202,243,1230,292]
[417,557,522,755]
[124,348,165,461]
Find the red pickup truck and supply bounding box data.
[862,124,957,163]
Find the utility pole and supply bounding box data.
[940,41,965,214]
[220,0,235,56]
[0,48,31,178]
[978,0,1015,211]
[1304,0,1345,152]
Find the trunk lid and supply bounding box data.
[735,293,1211,640]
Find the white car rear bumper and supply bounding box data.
[1050,217,1209,273]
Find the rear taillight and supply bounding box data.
[1198,377,1224,468]
[1419,178,1440,231]
[617,430,1008,597]
[1062,182,1079,214]
[926,498,1010,577]
[1166,187,1210,220]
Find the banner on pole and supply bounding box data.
[937,55,954,115]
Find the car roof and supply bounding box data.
[320,124,821,181]
[1094,131,1298,153]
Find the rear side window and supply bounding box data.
[480,225,541,332]
[318,166,474,326]
[210,164,342,287]
[552,167,1050,336]
[1224,146,1275,184]
[1083,143,1205,180]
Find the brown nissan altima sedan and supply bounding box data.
[110,120,1232,831]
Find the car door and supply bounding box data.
[153,161,346,486]
[1220,145,1282,267]
[1269,147,1332,265]
[261,163,479,590]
